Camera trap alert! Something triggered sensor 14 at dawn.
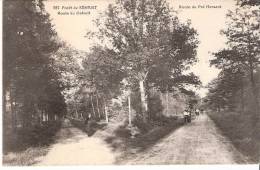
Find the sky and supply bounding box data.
[45,0,237,97]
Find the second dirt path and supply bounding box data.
[123,114,249,164]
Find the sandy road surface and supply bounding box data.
[124,114,249,164]
[37,121,116,165]
[37,115,248,165]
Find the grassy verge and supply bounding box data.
[91,116,184,164]
[3,146,49,166]
[3,121,61,166]
[67,116,183,163]
[208,111,260,163]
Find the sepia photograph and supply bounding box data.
[2,0,260,167]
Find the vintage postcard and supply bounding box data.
[2,0,260,167]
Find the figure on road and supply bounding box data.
[195,109,200,116]
[183,109,190,123]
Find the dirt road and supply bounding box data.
[38,121,116,165]
[124,114,249,164]
[37,114,248,165]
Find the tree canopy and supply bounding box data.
[207,4,259,120]
[88,0,201,122]
[3,0,66,128]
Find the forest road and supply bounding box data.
[37,114,249,165]
[37,121,117,165]
[123,114,249,164]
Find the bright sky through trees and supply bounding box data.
[45,0,236,97]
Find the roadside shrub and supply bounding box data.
[3,121,61,153]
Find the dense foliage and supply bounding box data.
[205,3,260,130]
[88,0,201,122]
[3,0,67,151]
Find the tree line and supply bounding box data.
[3,0,67,131]
[3,0,202,151]
[205,1,259,131]
[69,0,201,124]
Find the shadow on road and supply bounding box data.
[103,118,184,163]
[70,119,107,137]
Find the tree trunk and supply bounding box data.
[40,110,43,125]
[240,82,245,113]
[44,111,47,122]
[81,112,83,119]
[14,98,17,129]
[103,98,108,123]
[249,67,260,138]
[43,111,45,122]
[90,94,96,119]
[96,93,101,118]
[249,67,259,110]
[128,95,132,126]
[75,105,79,119]
[49,114,54,121]
[46,113,49,122]
[3,87,7,126]
[10,87,16,131]
[166,90,169,116]
[139,80,148,123]
[250,64,260,138]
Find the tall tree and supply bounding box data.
[3,0,65,128]
[205,68,245,112]
[80,46,125,120]
[90,0,200,122]
[215,6,260,112]
[210,49,246,111]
